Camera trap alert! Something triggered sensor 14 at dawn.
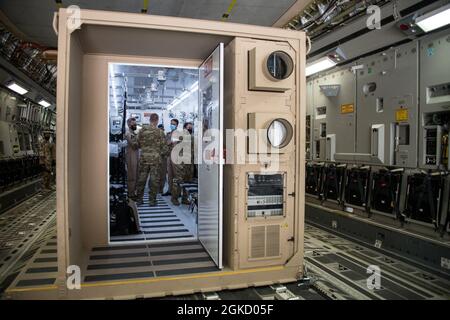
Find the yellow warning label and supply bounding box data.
[341,104,354,114]
[396,109,409,122]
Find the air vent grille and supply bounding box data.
[249,225,281,259]
[266,225,281,257]
[250,226,265,258]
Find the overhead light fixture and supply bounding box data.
[7,82,28,95]
[38,99,51,108]
[415,3,450,33]
[306,57,337,77]
[167,81,199,111]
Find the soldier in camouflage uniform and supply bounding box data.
[163,118,179,196]
[39,132,55,190]
[135,113,168,206]
[171,123,194,206]
[157,124,167,194]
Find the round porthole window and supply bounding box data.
[267,118,293,149]
[266,51,294,80]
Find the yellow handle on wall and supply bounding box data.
[142,0,149,13]
[222,0,238,21]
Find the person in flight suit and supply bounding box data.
[171,123,195,206]
[162,118,179,197]
[125,117,139,199]
[135,113,168,206]
[39,132,55,190]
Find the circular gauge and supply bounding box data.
[266,51,294,80]
[267,118,293,149]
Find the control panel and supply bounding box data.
[247,173,284,218]
[110,116,123,135]
[423,125,442,167]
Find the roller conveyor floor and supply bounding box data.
[1,192,449,300]
[303,225,450,300]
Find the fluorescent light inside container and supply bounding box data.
[167,81,198,111]
[306,57,337,77]
[7,82,28,95]
[416,4,450,33]
[38,100,51,108]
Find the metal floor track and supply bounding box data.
[0,179,42,215]
[0,190,56,295]
[303,224,450,300]
[163,224,450,300]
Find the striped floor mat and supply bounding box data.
[7,240,218,290]
[84,240,218,282]
[110,196,195,243]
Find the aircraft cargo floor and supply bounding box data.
[1,191,449,300]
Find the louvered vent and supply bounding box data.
[250,226,265,259]
[266,225,280,257]
[249,225,281,259]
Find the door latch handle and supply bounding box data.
[288,237,295,242]
[288,192,295,197]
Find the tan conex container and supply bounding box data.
[16,9,306,299]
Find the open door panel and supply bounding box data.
[198,43,224,269]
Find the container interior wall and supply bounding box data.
[80,54,109,249]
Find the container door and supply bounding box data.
[198,43,224,269]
